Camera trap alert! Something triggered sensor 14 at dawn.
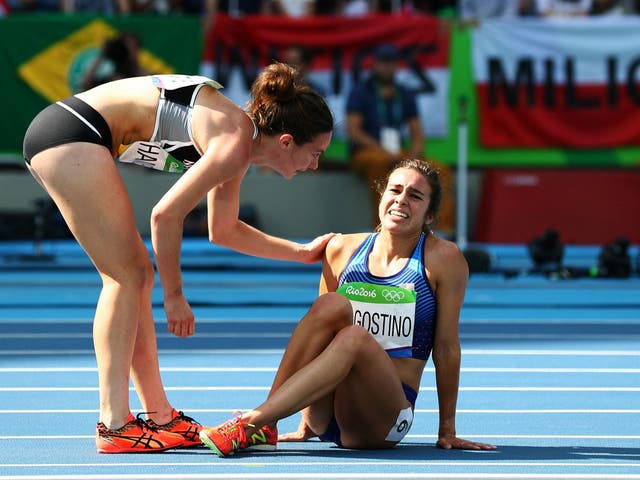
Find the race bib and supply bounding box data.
[337,282,416,352]
[117,142,185,173]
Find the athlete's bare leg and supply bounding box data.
[238,293,410,448]
[28,143,171,429]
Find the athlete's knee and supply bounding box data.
[307,293,352,330]
[332,324,372,356]
[100,251,154,293]
[129,254,155,292]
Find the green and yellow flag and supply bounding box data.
[0,14,203,153]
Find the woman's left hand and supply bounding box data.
[436,434,497,450]
[298,233,337,263]
[164,295,195,338]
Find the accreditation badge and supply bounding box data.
[337,282,417,352]
[380,127,402,154]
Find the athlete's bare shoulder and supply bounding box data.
[192,84,250,152]
[321,232,370,290]
[424,233,468,282]
[325,232,369,268]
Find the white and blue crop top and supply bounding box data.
[117,74,258,173]
[338,233,437,361]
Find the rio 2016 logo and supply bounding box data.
[344,285,376,298]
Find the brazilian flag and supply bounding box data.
[0,14,203,154]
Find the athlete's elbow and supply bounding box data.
[432,342,461,367]
[151,205,188,241]
[151,205,175,231]
[208,229,223,246]
[208,225,233,247]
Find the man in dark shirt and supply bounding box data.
[346,44,430,227]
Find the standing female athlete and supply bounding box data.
[199,158,496,455]
[22,64,334,453]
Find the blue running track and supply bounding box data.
[0,239,639,479]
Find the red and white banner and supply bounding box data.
[472,18,640,148]
[202,14,450,139]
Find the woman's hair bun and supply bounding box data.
[253,62,302,103]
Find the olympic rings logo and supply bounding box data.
[382,289,405,302]
[397,420,409,433]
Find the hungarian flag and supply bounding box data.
[472,18,640,148]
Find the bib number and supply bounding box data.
[337,282,416,352]
[117,142,185,173]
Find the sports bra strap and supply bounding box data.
[164,84,198,106]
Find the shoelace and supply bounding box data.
[173,411,201,427]
[219,412,255,452]
[135,412,160,432]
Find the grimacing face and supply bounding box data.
[378,167,432,233]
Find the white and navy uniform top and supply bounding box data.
[338,232,437,361]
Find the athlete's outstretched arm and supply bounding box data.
[206,177,334,264]
[431,242,495,451]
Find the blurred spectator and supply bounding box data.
[535,0,593,16]
[281,45,327,96]
[458,0,534,23]
[590,0,638,14]
[80,31,148,92]
[342,0,374,15]
[374,0,399,12]
[345,43,454,233]
[266,0,314,15]
[591,0,622,12]
[60,0,118,13]
[197,0,268,49]
[7,0,59,12]
[207,0,266,15]
[405,0,457,15]
[621,0,640,13]
[0,0,9,13]
[313,0,341,14]
[117,0,173,13]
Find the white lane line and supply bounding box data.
[2,434,640,440]
[2,332,638,340]
[0,465,640,480]
[0,409,639,414]
[1,461,640,467]
[0,349,639,356]
[1,367,639,374]
[1,386,639,392]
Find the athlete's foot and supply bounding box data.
[96,413,184,453]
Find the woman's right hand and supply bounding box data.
[297,233,336,264]
[278,420,317,442]
[164,294,195,338]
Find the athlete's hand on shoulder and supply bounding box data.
[278,421,317,442]
[164,295,195,338]
[298,233,337,264]
[436,434,496,451]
